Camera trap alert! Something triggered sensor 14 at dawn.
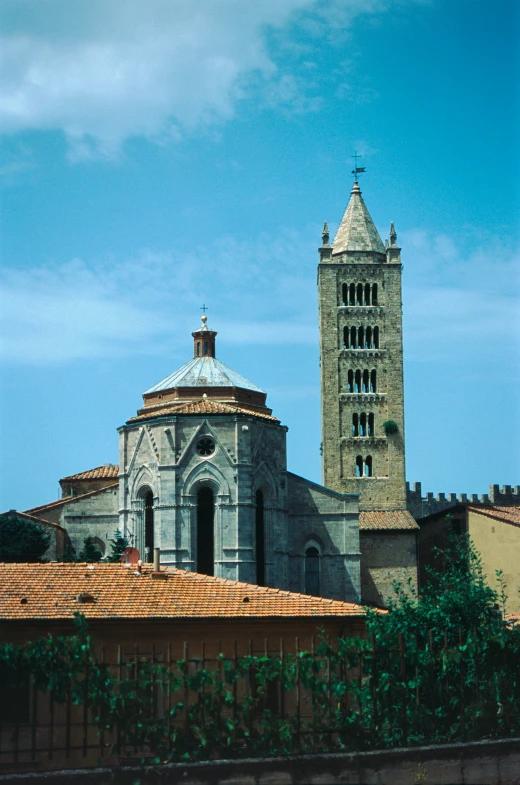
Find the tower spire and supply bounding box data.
[332,181,385,255]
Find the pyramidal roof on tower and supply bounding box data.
[332,181,386,254]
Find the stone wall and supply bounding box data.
[1,737,518,783]
[318,252,407,511]
[407,481,520,519]
[287,472,360,602]
[359,530,418,606]
[59,486,119,557]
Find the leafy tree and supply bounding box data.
[78,536,103,563]
[366,532,501,641]
[105,529,130,562]
[0,512,51,562]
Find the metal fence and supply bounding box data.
[1,629,518,772]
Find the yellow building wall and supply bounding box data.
[468,509,520,614]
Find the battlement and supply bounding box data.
[406,482,520,520]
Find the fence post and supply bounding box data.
[183,642,189,738]
[399,633,407,745]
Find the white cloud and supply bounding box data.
[0,0,425,158]
[2,224,517,368]
[0,228,319,364]
[402,229,520,364]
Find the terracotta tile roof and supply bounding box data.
[0,510,65,531]
[25,484,118,515]
[359,509,419,531]
[467,505,520,526]
[128,399,280,424]
[505,612,520,625]
[61,465,119,481]
[0,563,367,621]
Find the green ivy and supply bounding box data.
[1,538,519,763]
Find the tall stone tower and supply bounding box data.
[318,180,406,511]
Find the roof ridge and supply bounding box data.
[25,482,118,514]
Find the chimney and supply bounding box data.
[151,547,167,579]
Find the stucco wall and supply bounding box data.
[468,509,520,614]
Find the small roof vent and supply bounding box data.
[76,592,96,603]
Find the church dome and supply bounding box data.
[130,315,274,423]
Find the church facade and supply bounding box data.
[24,178,426,607]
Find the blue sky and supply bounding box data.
[1,0,518,511]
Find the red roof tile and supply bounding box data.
[0,563,367,621]
[467,505,520,526]
[61,465,119,481]
[128,399,279,424]
[360,509,418,531]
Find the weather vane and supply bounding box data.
[351,151,366,181]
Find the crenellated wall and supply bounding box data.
[407,481,520,520]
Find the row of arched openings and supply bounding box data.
[347,369,376,393]
[355,456,373,477]
[342,283,378,306]
[195,341,210,356]
[352,413,374,437]
[343,326,379,350]
[141,487,321,596]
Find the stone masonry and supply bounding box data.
[318,181,406,511]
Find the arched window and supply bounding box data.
[354,369,361,392]
[352,413,359,436]
[144,490,154,560]
[305,547,320,596]
[366,326,372,348]
[355,456,363,477]
[343,326,349,349]
[350,326,356,349]
[365,456,373,477]
[365,283,371,305]
[347,369,353,392]
[203,341,209,356]
[356,283,363,306]
[349,283,355,305]
[372,284,378,305]
[362,370,369,392]
[255,489,265,586]
[368,413,374,436]
[197,487,214,575]
[374,326,380,349]
[196,342,201,356]
[358,326,364,349]
[370,369,377,393]
[360,413,367,436]
[342,283,348,306]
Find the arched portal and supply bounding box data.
[255,489,265,586]
[197,487,214,575]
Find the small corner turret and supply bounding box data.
[319,221,332,261]
[385,222,401,264]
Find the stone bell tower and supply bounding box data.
[318,179,406,511]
